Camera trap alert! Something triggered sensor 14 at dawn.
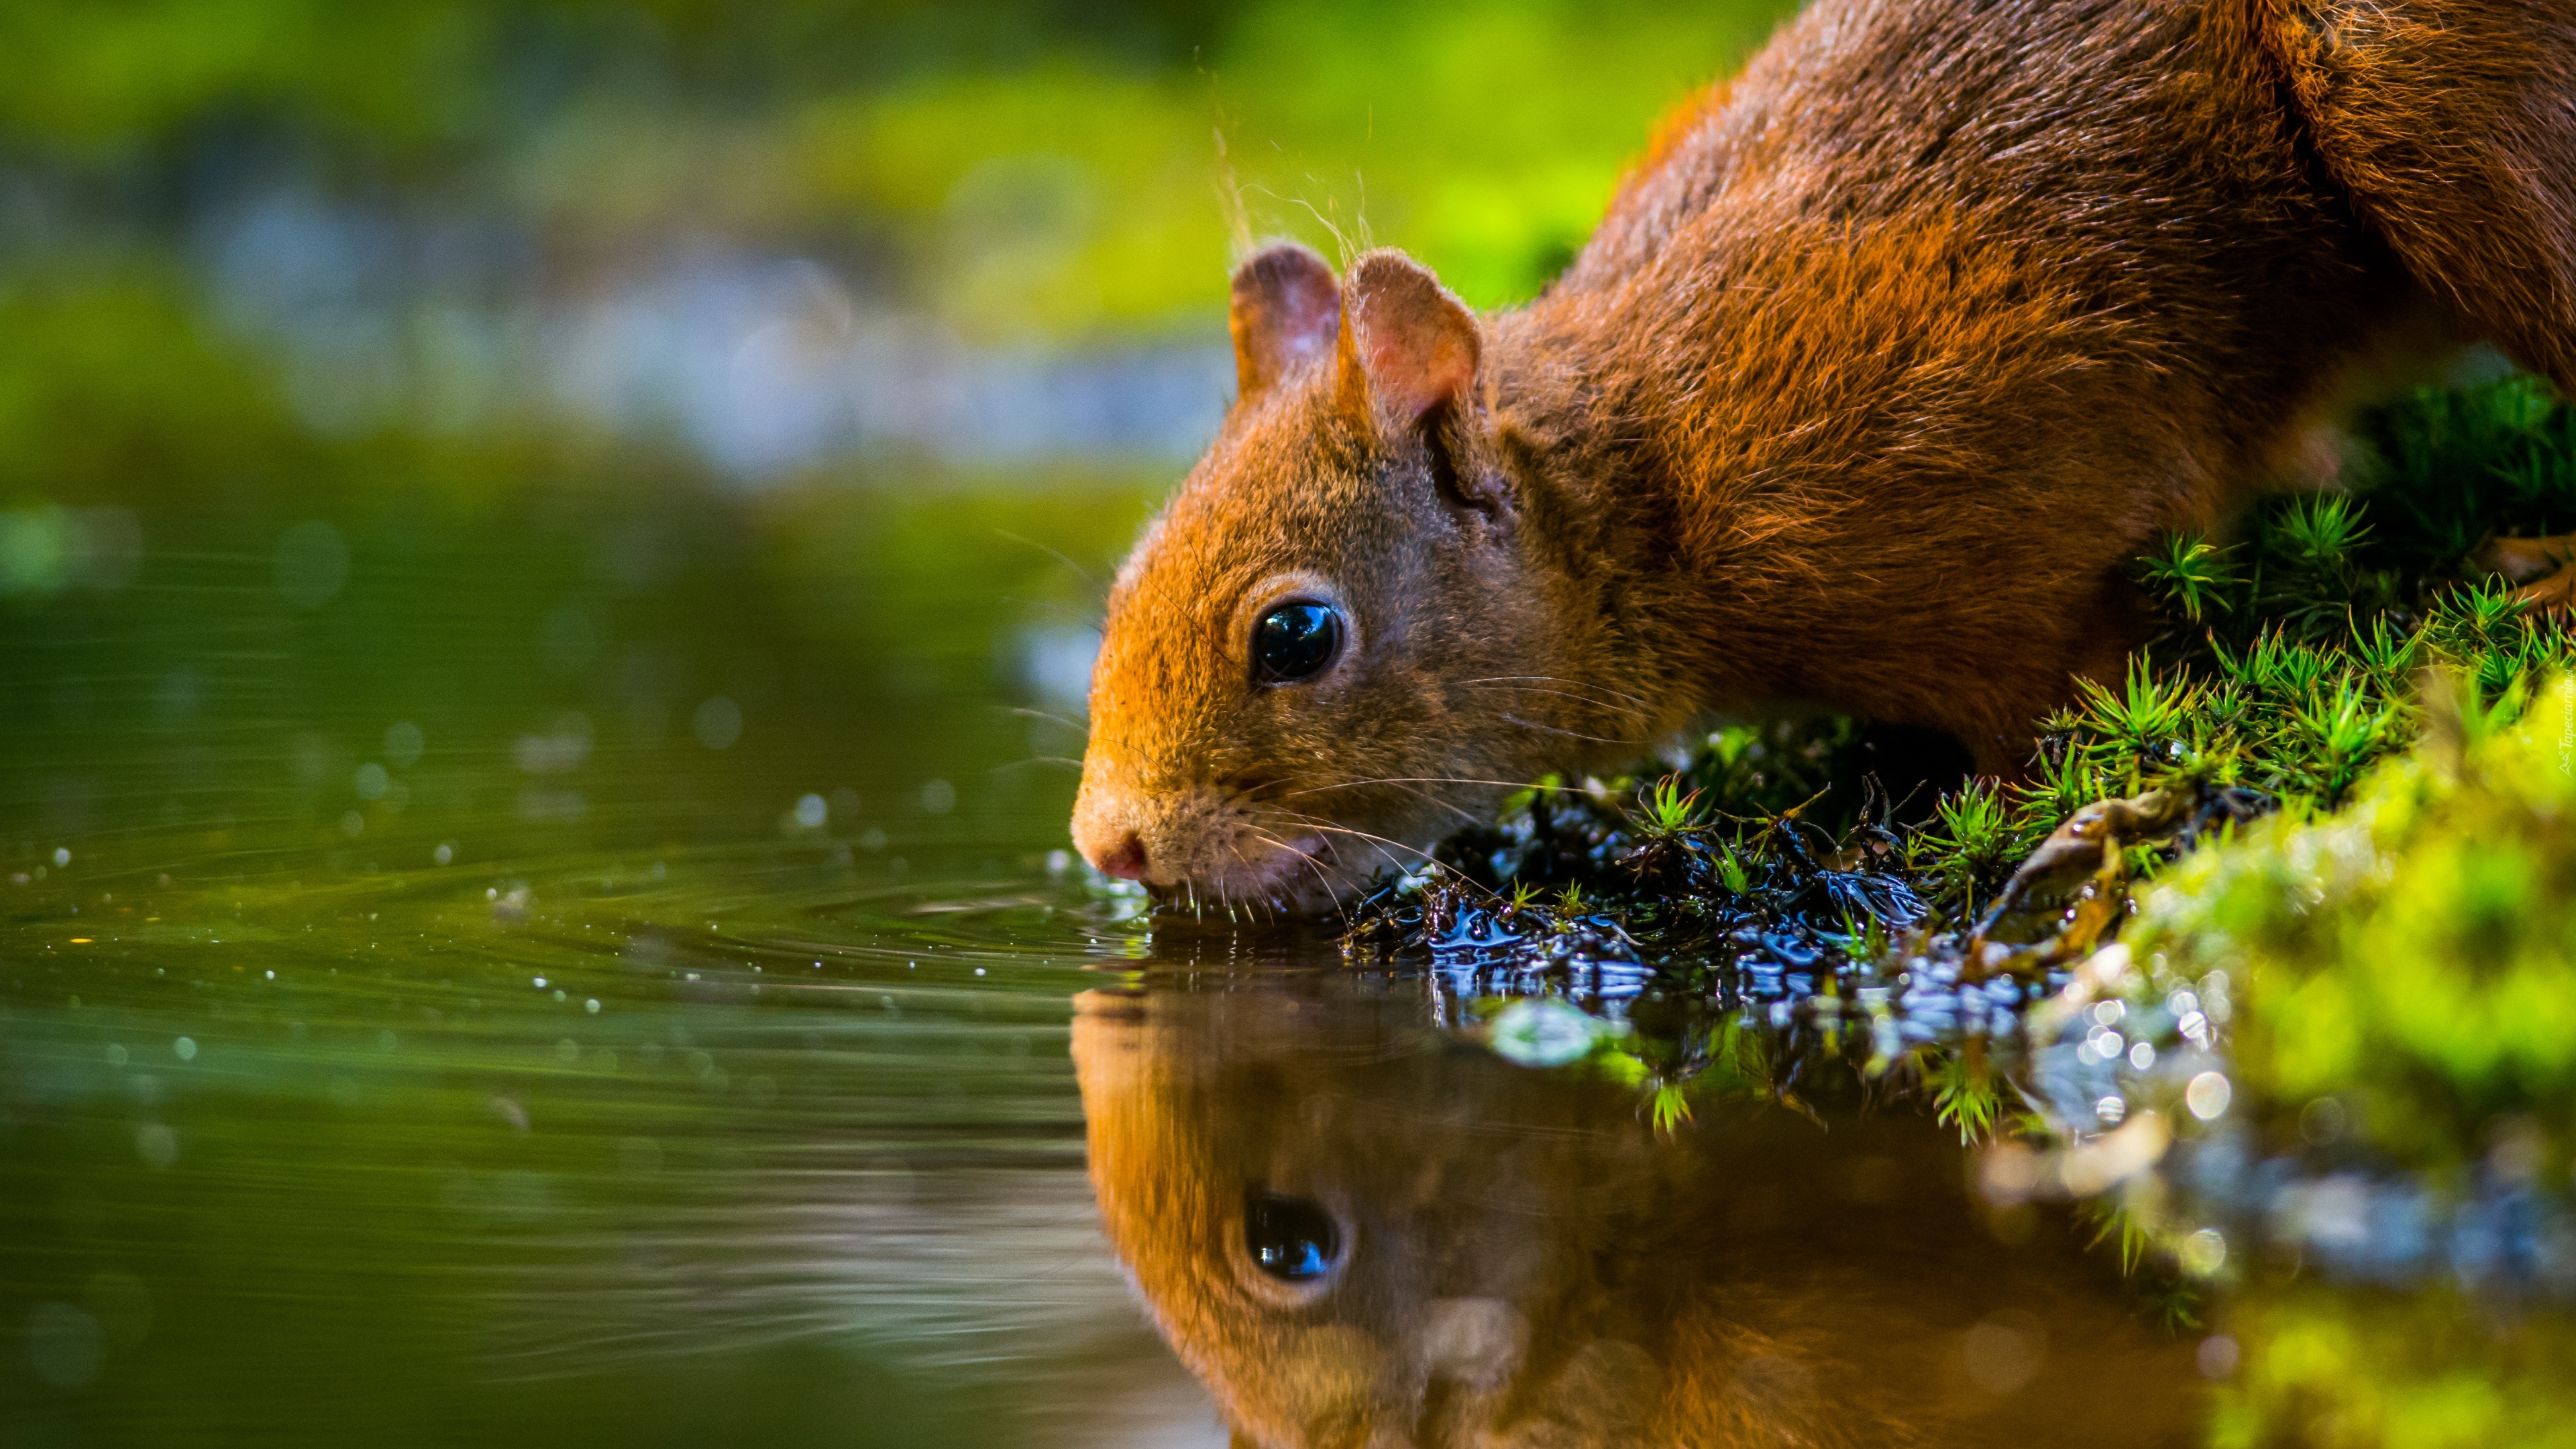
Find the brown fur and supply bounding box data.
[1073,983,2201,1447]
[1072,0,2576,908]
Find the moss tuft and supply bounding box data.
[2126,667,2576,1173]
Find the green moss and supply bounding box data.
[2126,667,2576,1173]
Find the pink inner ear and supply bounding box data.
[1231,246,1342,400]
[1364,323,1476,421]
[1344,253,1480,423]
[1267,270,1340,366]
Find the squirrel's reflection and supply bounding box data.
[1075,978,2198,1448]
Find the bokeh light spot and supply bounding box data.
[23,1301,103,1389]
[2186,1071,2233,1120]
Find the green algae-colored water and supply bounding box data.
[5,479,2571,1447]
[0,480,1223,1446]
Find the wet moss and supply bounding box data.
[2125,667,2576,1175]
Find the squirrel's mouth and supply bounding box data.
[1137,826,1407,916]
[1146,832,1344,915]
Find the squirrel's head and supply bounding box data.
[1071,244,1603,910]
[1070,985,1688,1448]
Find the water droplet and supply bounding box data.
[171,1037,197,1062]
[1489,999,1610,1069]
[2180,1228,2228,1277]
[793,793,828,828]
[584,998,600,1014]
[52,847,70,867]
[433,843,453,866]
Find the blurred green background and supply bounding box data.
[0,0,1798,494]
[3,0,1792,330]
[0,0,1800,853]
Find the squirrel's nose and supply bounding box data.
[1091,832,1148,881]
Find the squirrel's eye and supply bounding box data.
[1252,602,1342,684]
[1244,1189,1341,1282]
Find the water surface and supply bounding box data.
[5,477,2569,1448]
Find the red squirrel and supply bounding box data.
[1072,0,2576,910]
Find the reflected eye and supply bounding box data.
[1244,1189,1341,1282]
[1253,602,1343,684]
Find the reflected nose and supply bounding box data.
[1091,831,1148,881]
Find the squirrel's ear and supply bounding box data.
[1338,250,1480,425]
[1229,244,1342,403]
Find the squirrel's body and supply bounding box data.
[1073,0,2576,908]
[1496,0,2453,762]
